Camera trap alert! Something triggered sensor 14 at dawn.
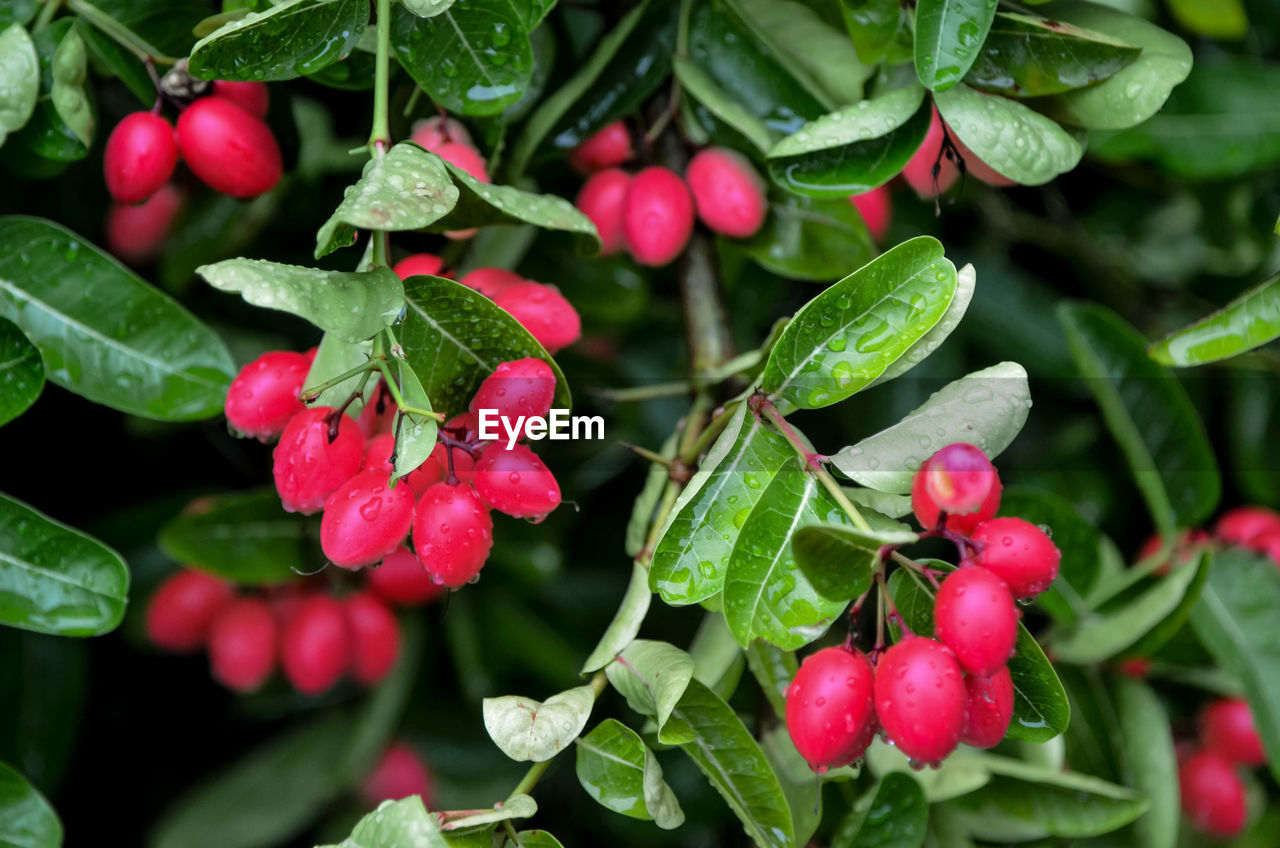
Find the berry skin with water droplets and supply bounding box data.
[362,433,445,498]
[934,566,1018,678]
[472,443,561,521]
[784,646,877,771]
[912,469,1002,535]
[434,141,489,183]
[208,598,277,692]
[960,666,1014,748]
[685,148,767,238]
[569,121,633,173]
[272,407,365,514]
[361,742,434,807]
[460,267,524,299]
[575,168,631,256]
[211,80,270,118]
[916,443,999,516]
[622,166,695,266]
[1201,698,1266,767]
[106,184,183,264]
[103,112,179,204]
[146,570,233,652]
[873,636,967,765]
[492,281,581,353]
[413,483,494,588]
[971,517,1061,599]
[177,97,282,198]
[225,350,310,441]
[367,547,446,606]
[1215,506,1280,550]
[281,595,350,695]
[392,253,445,280]
[850,187,891,242]
[410,116,471,151]
[344,592,401,685]
[469,358,556,428]
[1179,751,1247,837]
[320,471,416,569]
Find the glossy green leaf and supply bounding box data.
[575,719,684,828]
[731,0,873,106]
[792,519,913,602]
[997,488,1100,628]
[914,0,999,91]
[1150,274,1280,366]
[399,0,456,17]
[305,333,371,416]
[739,189,876,282]
[483,684,595,762]
[674,57,774,155]
[1111,675,1177,848]
[965,13,1140,98]
[0,217,234,420]
[745,641,798,718]
[873,261,976,385]
[831,360,1030,494]
[605,639,695,743]
[318,796,449,848]
[0,24,38,146]
[398,275,569,419]
[189,0,366,81]
[1058,301,1220,531]
[0,317,42,426]
[843,487,913,519]
[933,84,1082,185]
[689,611,746,700]
[0,761,60,848]
[762,237,957,411]
[840,0,900,65]
[513,832,563,848]
[439,795,537,832]
[831,772,927,848]
[49,26,89,147]
[1167,0,1247,39]
[582,562,651,674]
[391,359,437,485]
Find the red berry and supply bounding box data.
[413,483,494,588]
[321,471,416,569]
[902,108,960,198]
[849,186,891,242]
[960,666,1013,748]
[492,281,581,353]
[362,433,445,498]
[272,407,365,514]
[224,350,310,440]
[576,168,631,256]
[472,443,561,521]
[916,443,999,516]
[784,646,876,771]
[1215,506,1280,550]
[357,384,396,440]
[103,112,179,204]
[367,547,446,606]
[434,441,477,486]
[281,595,350,695]
[1137,528,1210,575]
[211,80,270,118]
[569,121,633,173]
[622,166,694,266]
[460,267,524,299]
[469,357,556,427]
[1257,531,1280,566]
[145,570,233,652]
[873,636,967,764]
[912,470,1002,535]
[1117,657,1150,678]
[392,253,445,280]
[1179,751,1247,837]
[435,141,489,183]
[685,148,767,238]
[344,592,400,685]
[176,97,282,198]
[361,742,434,807]
[933,566,1018,677]
[208,598,277,692]
[971,517,1061,599]
[105,183,182,264]
[410,116,470,151]
[1202,698,1266,767]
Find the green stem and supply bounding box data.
[66,0,173,62]
[34,0,63,31]
[678,399,740,465]
[595,381,693,403]
[376,360,444,421]
[299,361,377,402]
[369,0,393,147]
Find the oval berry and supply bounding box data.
[211,80,270,118]
[392,253,445,280]
[901,108,960,197]
[435,441,477,486]
[916,443,999,516]
[686,148,767,238]
[435,141,489,183]
[367,547,446,606]
[410,116,470,151]
[472,443,561,521]
[1215,506,1280,550]
[961,666,1014,748]
[622,166,694,266]
[225,350,310,441]
[971,517,1061,599]
[272,406,365,514]
[911,470,1002,535]
[492,281,581,354]
[281,595,350,695]
[146,569,233,652]
[569,121,633,173]
[413,483,494,588]
[321,471,416,569]
[576,168,631,256]
[849,187,891,242]
[362,433,445,498]
[176,97,282,198]
[1179,751,1247,837]
[357,384,396,440]
[208,598,277,692]
[344,592,400,685]
[469,357,556,428]
[1202,698,1266,767]
[105,183,182,264]
[460,267,524,299]
[934,566,1018,677]
[784,646,876,771]
[873,636,967,765]
[103,112,179,204]
[361,742,434,807]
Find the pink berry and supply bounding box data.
[460,267,524,299]
[469,358,556,426]
[972,517,1061,599]
[912,470,1002,535]
[576,168,631,256]
[392,253,445,280]
[210,80,270,118]
[960,666,1013,748]
[272,407,365,514]
[224,350,310,441]
[410,116,470,151]
[784,646,877,771]
[435,141,489,183]
[685,148,767,238]
[361,433,445,498]
[344,592,400,685]
[208,598,277,692]
[321,471,416,569]
[492,281,581,353]
[1137,528,1210,576]
[356,384,396,440]
[361,742,434,807]
[1179,751,1247,837]
[622,166,694,266]
[177,97,282,198]
[916,443,999,516]
[902,107,960,198]
[569,121,633,173]
[472,443,561,521]
[1215,506,1280,550]
[933,566,1018,677]
[413,483,494,588]
[952,132,1017,187]
[873,636,967,765]
[434,440,477,486]
[103,112,179,204]
[1202,698,1266,767]
[105,184,182,264]
[145,570,233,652]
[366,547,446,606]
[280,595,350,695]
[849,186,891,242]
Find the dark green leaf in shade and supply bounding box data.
[761,728,824,846]
[914,0,999,91]
[0,0,36,26]
[88,0,211,58]
[933,84,1082,185]
[997,488,1100,628]
[731,0,873,106]
[574,719,684,828]
[625,435,675,558]
[0,761,61,848]
[1111,675,1178,848]
[791,518,913,602]
[674,56,774,155]
[0,629,86,791]
[831,772,928,848]
[76,19,152,105]
[964,13,1140,98]
[745,640,798,719]
[1149,273,1280,366]
[688,611,746,701]
[839,0,901,66]
[0,317,42,426]
[188,0,367,82]
[739,189,876,282]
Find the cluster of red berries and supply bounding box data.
[407,116,490,241]
[1139,505,1280,572]
[786,443,1062,770]
[1180,697,1265,837]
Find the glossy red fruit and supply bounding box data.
[367,547,446,606]
[392,253,445,280]
[902,107,960,197]
[176,97,282,198]
[961,666,1014,748]
[492,281,581,353]
[434,441,477,485]
[569,121,633,173]
[410,116,470,151]
[281,595,350,695]
[576,168,631,255]
[435,141,489,183]
[361,433,445,498]
[469,358,556,426]
[361,742,434,807]
[321,471,416,569]
[460,267,524,299]
[916,443,999,516]
[344,592,400,685]
[1215,506,1280,550]
[912,471,1002,535]
[1257,531,1280,566]
[225,350,310,440]
[873,636,967,764]
[272,406,365,514]
[357,384,396,440]
[972,517,1061,599]
[784,646,877,771]
[211,80,270,118]
[146,570,233,652]
[686,148,767,238]
[1202,698,1266,767]
[934,566,1018,677]
[472,443,561,521]
[850,186,891,242]
[1179,751,1247,837]
[103,112,179,204]
[105,183,182,263]
[413,483,494,588]
[622,166,695,266]
[208,598,277,692]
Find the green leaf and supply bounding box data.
[581,562,651,674]
[1150,273,1280,366]
[762,237,957,411]
[760,728,824,846]
[305,333,372,416]
[0,1,36,26]
[399,0,456,17]
[438,795,537,832]
[0,317,42,426]
[483,685,595,763]
[398,275,569,419]
[872,262,976,385]
[0,492,129,637]
[575,719,685,828]
[0,216,234,420]
[76,18,152,105]
[739,189,876,282]
[964,13,1140,98]
[1111,676,1178,848]
[319,796,449,848]
[50,26,90,147]
[933,84,1083,185]
[86,0,209,58]
[840,0,901,66]
[1046,1,1191,131]
[914,0,999,91]
[1058,301,1220,531]
[391,2,531,117]
[830,361,1031,494]
[674,56,774,155]
[1167,0,1247,39]
[513,832,563,848]
[391,359,437,485]
[745,641,798,718]
[0,761,60,848]
[199,260,405,344]
[689,611,746,700]
[997,488,1100,628]
[605,639,696,744]
[625,434,674,558]
[188,0,366,81]
[831,772,928,848]
[792,519,913,602]
[0,24,39,146]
